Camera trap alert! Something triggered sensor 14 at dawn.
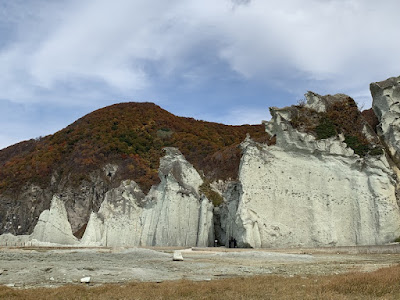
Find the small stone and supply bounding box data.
[50,277,54,281]
[0,269,4,275]
[80,276,91,283]
[172,251,184,261]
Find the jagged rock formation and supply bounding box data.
[80,180,145,246]
[0,195,78,246]
[220,92,400,248]
[0,102,265,237]
[0,170,111,237]
[2,77,400,248]
[371,76,400,164]
[304,91,349,113]
[139,148,214,247]
[1,149,214,247]
[31,195,78,245]
[81,148,214,247]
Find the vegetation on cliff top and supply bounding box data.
[291,97,382,156]
[0,102,268,194]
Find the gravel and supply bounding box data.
[0,246,398,288]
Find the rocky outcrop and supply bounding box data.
[1,148,214,247]
[80,180,144,246]
[0,195,78,246]
[0,184,52,236]
[3,78,400,249]
[140,148,214,247]
[0,168,112,237]
[81,148,214,247]
[31,195,78,245]
[215,181,243,246]
[220,92,400,248]
[304,91,350,113]
[371,76,400,164]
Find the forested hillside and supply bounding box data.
[0,102,268,194]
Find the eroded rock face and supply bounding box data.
[81,148,214,247]
[0,195,78,246]
[304,91,350,113]
[0,169,111,237]
[31,195,78,245]
[0,148,214,247]
[221,93,400,248]
[3,78,400,249]
[0,183,56,237]
[371,76,400,164]
[80,180,144,246]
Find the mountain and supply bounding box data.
[2,76,400,249]
[0,102,268,236]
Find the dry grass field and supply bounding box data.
[0,264,399,300]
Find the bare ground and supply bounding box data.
[0,245,400,289]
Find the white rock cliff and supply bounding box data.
[2,78,400,248]
[31,195,78,245]
[221,92,400,248]
[371,76,400,164]
[81,148,214,247]
[0,195,78,246]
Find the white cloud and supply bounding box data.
[1,0,399,105]
[218,0,400,85]
[28,0,167,90]
[1,0,400,148]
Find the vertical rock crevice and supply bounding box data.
[81,147,214,247]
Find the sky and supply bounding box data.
[1,0,400,150]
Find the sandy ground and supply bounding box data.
[0,246,399,288]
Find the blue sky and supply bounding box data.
[1,0,400,149]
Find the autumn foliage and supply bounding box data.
[0,102,267,193]
[291,97,382,156]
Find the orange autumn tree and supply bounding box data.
[0,102,268,194]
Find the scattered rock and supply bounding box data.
[80,276,91,283]
[173,251,184,261]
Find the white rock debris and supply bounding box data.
[80,276,91,283]
[172,251,184,261]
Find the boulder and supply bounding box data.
[80,276,91,283]
[172,251,184,261]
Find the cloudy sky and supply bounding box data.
[0,0,399,149]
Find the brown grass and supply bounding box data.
[1,264,400,300]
